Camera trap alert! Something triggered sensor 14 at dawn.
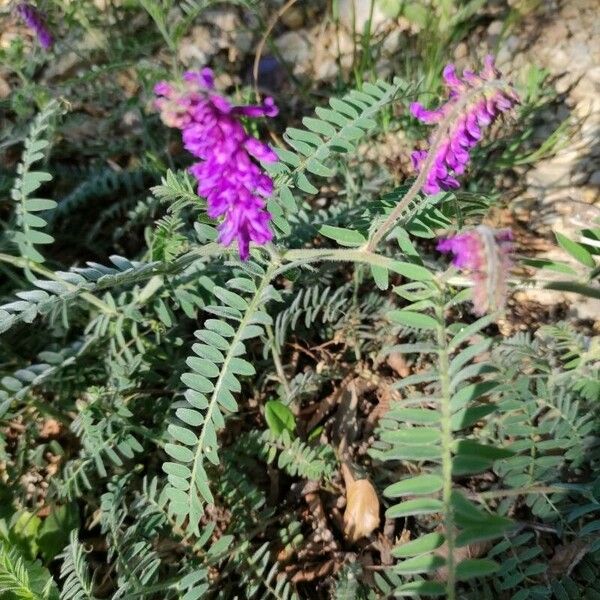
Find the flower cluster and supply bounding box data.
[437,226,513,315]
[154,68,279,260]
[16,3,53,50]
[410,56,519,195]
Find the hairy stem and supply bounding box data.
[475,483,589,500]
[365,81,509,252]
[436,299,456,599]
[279,247,405,276]
[265,322,293,408]
[0,252,117,316]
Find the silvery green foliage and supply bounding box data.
[1,56,599,600]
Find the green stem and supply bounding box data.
[0,252,117,316]
[436,300,456,600]
[187,261,278,523]
[279,247,401,275]
[476,483,589,500]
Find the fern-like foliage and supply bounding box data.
[50,168,150,225]
[100,477,162,599]
[372,275,513,597]
[0,247,220,335]
[0,341,85,418]
[58,531,97,600]
[492,332,598,521]
[163,260,281,534]
[265,78,411,230]
[234,429,336,481]
[0,541,59,600]
[151,169,203,214]
[274,282,351,347]
[229,540,298,600]
[6,100,64,263]
[71,391,144,478]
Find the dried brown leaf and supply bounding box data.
[549,539,591,577]
[387,352,410,377]
[342,464,380,542]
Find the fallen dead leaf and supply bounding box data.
[387,352,411,377]
[39,419,61,438]
[549,538,591,577]
[342,463,380,543]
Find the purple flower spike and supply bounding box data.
[411,56,519,196]
[155,68,279,260]
[438,226,513,315]
[16,3,53,50]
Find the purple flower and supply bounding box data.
[155,69,279,259]
[438,226,513,315]
[16,3,53,50]
[410,56,519,195]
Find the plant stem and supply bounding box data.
[279,247,402,275]
[365,81,510,252]
[475,483,588,500]
[265,322,293,408]
[0,252,117,316]
[436,299,456,600]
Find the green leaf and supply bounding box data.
[555,232,595,267]
[395,580,446,596]
[521,258,577,275]
[21,171,52,196]
[302,117,336,137]
[394,554,445,574]
[165,443,194,463]
[451,404,496,430]
[370,265,389,290]
[386,498,443,518]
[544,281,600,299]
[384,474,443,498]
[388,310,438,330]
[389,262,433,281]
[392,532,445,558]
[296,173,319,194]
[24,198,57,212]
[265,400,296,437]
[455,440,513,460]
[381,427,441,445]
[319,225,366,247]
[456,558,499,580]
[9,511,41,560]
[386,408,439,424]
[450,381,499,412]
[37,504,79,562]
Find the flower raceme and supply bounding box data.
[437,226,513,315]
[154,69,279,260]
[16,3,53,50]
[410,56,519,195]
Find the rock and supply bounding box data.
[487,20,503,37]
[274,30,311,75]
[42,51,81,80]
[589,171,600,187]
[454,42,468,60]
[527,160,572,190]
[178,25,215,67]
[0,75,10,99]
[281,6,305,30]
[337,0,388,33]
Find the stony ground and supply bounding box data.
[491,0,600,320]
